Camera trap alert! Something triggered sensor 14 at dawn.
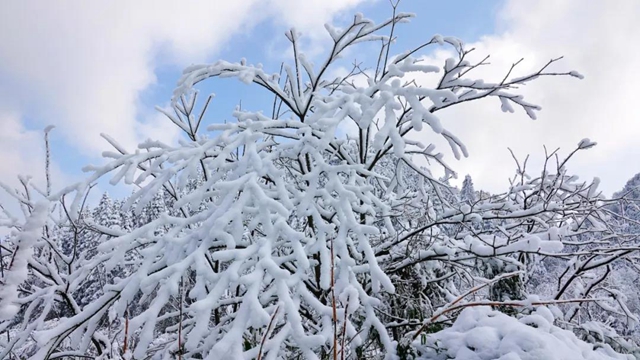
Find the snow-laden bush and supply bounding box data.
[414,306,634,360]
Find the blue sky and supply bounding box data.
[138,1,504,115]
[0,0,638,203]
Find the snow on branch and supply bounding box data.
[2,3,638,360]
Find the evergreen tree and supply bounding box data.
[460,174,476,205]
[93,192,121,229]
[612,172,640,233]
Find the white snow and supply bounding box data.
[415,306,634,360]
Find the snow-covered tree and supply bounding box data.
[604,172,640,342]
[612,172,640,233]
[1,5,639,360]
[93,193,121,229]
[460,174,476,205]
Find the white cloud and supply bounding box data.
[0,0,369,195]
[414,0,640,196]
[0,112,44,184]
[0,1,369,149]
[0,111,71,231]
[3,0,634,199]
[269,0,367,34]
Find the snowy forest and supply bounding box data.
[1,7,640,360]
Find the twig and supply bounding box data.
[412,271,521,340]
[257,305,280,360]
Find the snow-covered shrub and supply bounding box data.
[414,306,634,360]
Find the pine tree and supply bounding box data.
[612,172,640,233]
[460,174,476,205]
[93,192,121,229]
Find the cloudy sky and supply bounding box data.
[0,0,638,201]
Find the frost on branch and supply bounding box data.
[3,5,637,360]
[0,201,49,321]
